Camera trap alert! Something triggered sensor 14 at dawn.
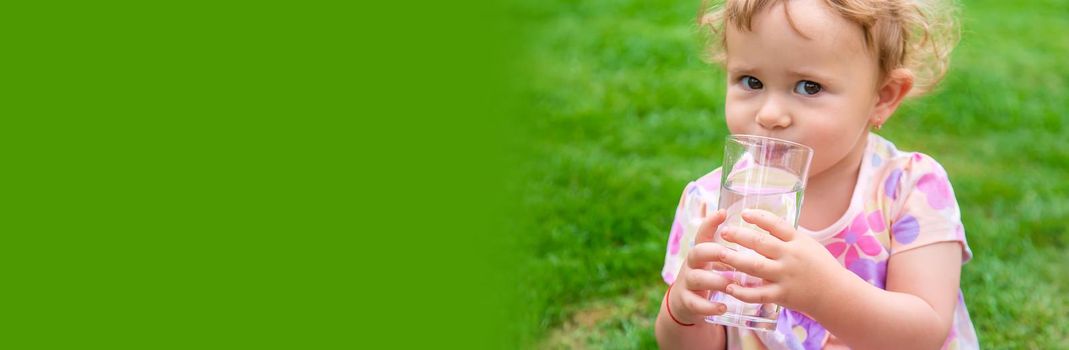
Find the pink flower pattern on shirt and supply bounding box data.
[669,220,683,255]
[917,172,954,209]
[825,211,883,268]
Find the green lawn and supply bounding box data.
[514,0,1069,348]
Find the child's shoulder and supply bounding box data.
[674,167,723,211]
[868,134,956,206]
[691,167,723,193]
[869,134,952,179]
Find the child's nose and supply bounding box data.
[754,97,792,130]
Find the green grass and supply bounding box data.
[514,0,1069,348]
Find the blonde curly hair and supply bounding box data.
[699,0,959,96]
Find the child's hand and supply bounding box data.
[667,207,734,324]
[715,209,849,315]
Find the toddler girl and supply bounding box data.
[655,0,978,349]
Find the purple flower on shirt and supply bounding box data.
[884,168,903,200]
[848,257,888,289]
[776,309,828,350]
[892,214,920,245]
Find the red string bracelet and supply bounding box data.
[665,284,695,327]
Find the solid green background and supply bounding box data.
[3,1,516,348]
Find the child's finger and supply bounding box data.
[717,248,782,281]
[686,242,727,269]
[741,209,796,242]
[679,287,728,316]
[695,209,727,244]
[722,271,766,288]
[684,269,731,292]
[720,225,784,259]
[709,261,734,272]
[724,283,782,306]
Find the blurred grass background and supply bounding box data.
[512,0,1069,348]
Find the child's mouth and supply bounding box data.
[759,140,792,161]
[752,136,810,166]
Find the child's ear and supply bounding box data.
[870,69,914,127]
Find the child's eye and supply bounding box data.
[740,76,763,90]
[794,80,822,96]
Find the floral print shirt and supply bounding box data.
[661,133,979,350]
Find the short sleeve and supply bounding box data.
[661,183,693,285]
[886,153,972,263]
[662,170,722,285]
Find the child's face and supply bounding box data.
[723,0,881,179]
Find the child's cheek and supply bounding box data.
[722,104,751,134]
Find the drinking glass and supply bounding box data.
[705,134,813,332]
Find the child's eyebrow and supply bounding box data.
[726,66,756,76]
[726,66,836,84]
[787,68,835,83]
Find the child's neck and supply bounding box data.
[798,133,869,232]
